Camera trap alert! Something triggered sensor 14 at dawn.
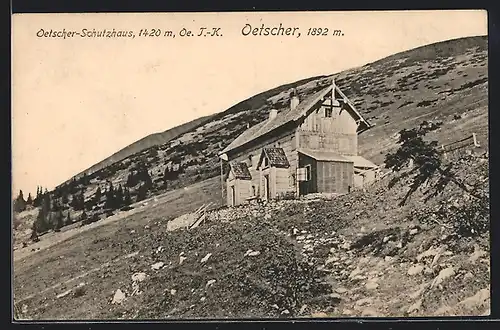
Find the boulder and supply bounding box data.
[111,289,126,304]
[407,264,424,276]
[131,272,147,282]
[151,262,165,270]
[431,267,455,289]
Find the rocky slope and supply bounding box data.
[18,36,487,237]
[14,151,489,319]
[13,35,490,319]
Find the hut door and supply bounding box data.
[231,186,236,206]
[264,175,270,201]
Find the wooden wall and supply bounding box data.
[353,169,377,189]
[229,127,298,198]
[225,96,363,204]
[317,160,353,194]
[226,177,252,206]
[298,154,317,195]
[298,102,358,155]
[275,167,295,197]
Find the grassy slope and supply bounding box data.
[13,36,489,319]
[14,156,489,319]
[52,36,487,221]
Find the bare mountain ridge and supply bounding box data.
[50,35,487,223]
[68,115,211,183]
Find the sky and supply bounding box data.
[12,10,487,197]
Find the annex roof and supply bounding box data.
[298,149,353,163]
[343,155,379,169]
[230,162,252,180]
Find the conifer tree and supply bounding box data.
[164,166,171,181]
[65,211,72,226]
[54,210,64,232]
[34,187,41,207]
[34,193,51,233]
[105,182,115,209]
[95,186,102,202]
[136,183,148,202]
[70,192,78,209]
[26,193,33,205]
[116,185,124,207]
[13,190,27,213]
[30,222,40,242]
[51,198,61,212]
[62,190,69,205]
[124,187,132,205]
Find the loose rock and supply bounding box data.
[131,272,147,282]
[431,267,455,289]
[407,264,424,276]
[151,262,165,270]
[56,289,72,299]
[407,299,423,314]
[111,289,126,304]
[457,288,490,310]
[201,253,212,263]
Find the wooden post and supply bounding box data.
[332,77,336,100]
[473,133,480,147]
[220,159,224,205]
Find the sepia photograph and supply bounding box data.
[12,10,489,320]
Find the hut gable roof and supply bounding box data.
[220,83,371,156]
[257,148,290,169]
[229,162,252,180]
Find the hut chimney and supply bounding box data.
[269,109,278,120]
[290,88,300,111]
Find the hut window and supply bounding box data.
[252,185,256,196]
[325,107,333,118]
[305,165,312,181]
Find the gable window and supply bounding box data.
[248,154,253,167]
[305,164,312,181]
[325,107,333,118]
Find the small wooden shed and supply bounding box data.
[226,162,252,206]
[256,148,291,201]
[297,149,354,195]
